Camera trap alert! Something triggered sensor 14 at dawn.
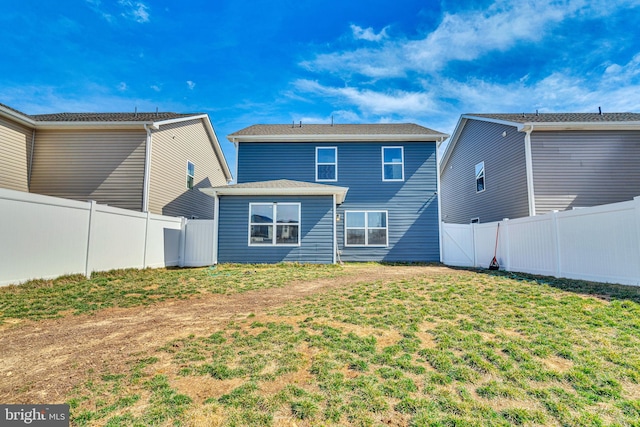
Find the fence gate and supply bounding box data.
[182,220,216,267]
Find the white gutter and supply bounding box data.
[228,134,448,143]
[28,128,36,188]
[233,141,239,185]
[142,124,153,212]
[332,194,337,264]
[523,125,536,216]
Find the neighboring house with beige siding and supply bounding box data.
[0,102,232,218]
[440,112,640,224]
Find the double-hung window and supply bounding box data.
[316,147,337,181]
[186,161,195,189]
[345,211,388,247]
[249,203,300,246]
[475,161,485,193]
[382,147,404,181]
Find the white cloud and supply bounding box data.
[293,79,437,115]
[119,0,150,23]
[150,85,161,92]
[186,81,196,90]
[302,0,640,79]
[350,24,389,42]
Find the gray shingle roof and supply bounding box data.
[213,179,343,190]
[1,101,201,123]
[466,112,640,124]
[229,123,446,137]
[30,112,198,122]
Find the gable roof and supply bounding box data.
[0,101,232,182]
[228,123,448,143]
[200,179,349,204]
[440,112,640,171]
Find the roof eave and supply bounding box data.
[33,121,152,130]
[524,122,640,131]
[228,134,448,143]
[0,105,36,127]
[200,185,349,204]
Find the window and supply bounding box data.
[316,147,337,181]
[187,161,195,189]
[471,218,480,224]
[475,161,485,193]
[382,147,404,181]
[249,203,300,246]
[345,211,388,247]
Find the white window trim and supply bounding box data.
[248,202,301,247]
[316,146,338,182]
[475,161,485,193]
[344,210,389,247]
[186,160,195,189]
[382,146,404,182]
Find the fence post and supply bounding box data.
[502,219,510,271]
[471,222,477,267]
[143,210,151,269]
[551,210,561,278]
[84,200,97,278]
[179,217,187,268]
[635,197,640,279]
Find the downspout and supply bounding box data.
[333,194,337,264]
[523,125,536,216]
[232,140,239,184]
[142,124,153,212]
[436,136,444,263]
[28,128,36,190]
[213,192,220,264]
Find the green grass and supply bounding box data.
[5,263,640,426]
[0,263,346,322]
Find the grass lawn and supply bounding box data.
[1,263,639,426]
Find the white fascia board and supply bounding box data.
[33,121,150,130]
[157,114,233,183]
[462,114,526,130]
[200,185,349,204]
[524,122,640,131]
[439,117,468,172]
[228,134,447,143]
[0,106,36,127]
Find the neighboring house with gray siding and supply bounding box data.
[440,113,640,224]
[0,102,232,218]
[201,123,448,264]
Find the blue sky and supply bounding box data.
[2,0,640,176]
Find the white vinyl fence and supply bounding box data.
[0,188,215,286]
[441,196,640,287]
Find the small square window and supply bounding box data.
[382,147,404,181]
[249,203,300,246]
[475,161,485,193]
[187,161,195,189]
[345,211,388,247]
[316,147,337,181]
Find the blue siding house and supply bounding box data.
[201,124,448,263]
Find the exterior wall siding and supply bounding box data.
[0,116,32,192]
[440,119,530,224]
[217,195,334,263]
[149,119,228,219]
[531,130,640,214]
[238,141,440,262]
[30,129,146,211]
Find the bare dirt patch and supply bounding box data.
[0,264,451,404]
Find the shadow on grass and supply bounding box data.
[448,265,640,304]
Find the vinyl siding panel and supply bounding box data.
[149,119,228,219]
[30,129,146,211]
[531,130,640,214]
[237,141,440,262]
[217,195,334,263]
[440,120,530,224]
[0,116,32,192]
